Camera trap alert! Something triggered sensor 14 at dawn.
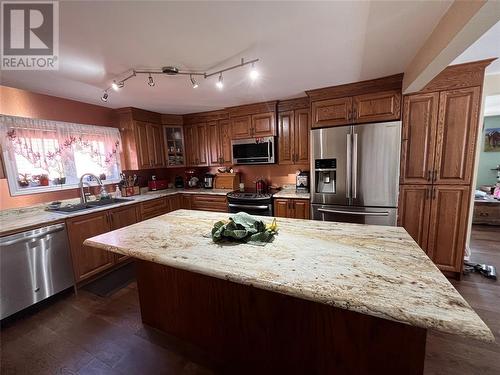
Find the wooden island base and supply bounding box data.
[136,260,427,374]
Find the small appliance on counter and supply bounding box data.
[185,169,200,188]
[174,175,184,188]
[148,175,169,191]
[296,171,309,193]
[203,173,215,189]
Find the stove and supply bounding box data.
[227,190,273,216]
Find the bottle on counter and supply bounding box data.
[115,185,122,198]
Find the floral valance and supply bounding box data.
[0,115,122,192]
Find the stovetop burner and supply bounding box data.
[227,190,272,199]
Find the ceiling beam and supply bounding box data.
[403,0,500,94]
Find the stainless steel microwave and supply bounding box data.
[232,137,275,165]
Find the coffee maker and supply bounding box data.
[203,173,215,189]
[296,171,309,193]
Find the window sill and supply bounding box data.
[8,179,121,196]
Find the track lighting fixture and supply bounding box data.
[111,81,124,91]
[249,62,259,80]
[148,73,155,87]
[216,73,223,89]
[100,57,259,101]
[190,75,199,89]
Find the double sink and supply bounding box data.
[51,197,134,214]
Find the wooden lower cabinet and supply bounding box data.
[181,194,192,209]
[426,186,470,273]
[67,211,114,283]
[399,185,470,275]
[190,194,228,212]
[140,197,171,220]
[398,185,431,252]
[109,205,139,263]
[169,194,181,211]
[274,199,310,219]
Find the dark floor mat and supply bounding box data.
[83,263,136,297]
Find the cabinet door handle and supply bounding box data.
[433,170,437,182]
[432,187,436,200]
[427,170,431,181]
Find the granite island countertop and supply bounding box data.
[0,188,231,236]
[84,209,494,342]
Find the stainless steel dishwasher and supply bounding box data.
[0,223,75,319]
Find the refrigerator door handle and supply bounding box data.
[346,133,352,199]
[352,133,358,199]
[318,208,389,216]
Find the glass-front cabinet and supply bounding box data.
[164,126,185,167]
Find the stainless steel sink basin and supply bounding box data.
[50,198,134,214]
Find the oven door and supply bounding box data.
[232,137,275,165]
[228,202,272,216]
[312,204,397,226]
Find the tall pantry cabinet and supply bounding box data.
[398,60,492,278]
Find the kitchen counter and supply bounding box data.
[0,188,231,236]
[273,189,310,199]
[84,209,493,342]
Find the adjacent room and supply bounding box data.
[1,1,499,374]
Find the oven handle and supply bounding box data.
[228,203,269,210]
[318,208,389,216]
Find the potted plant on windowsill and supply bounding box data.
[17,173,30,188]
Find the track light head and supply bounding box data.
[249,62,259,80]
[101,91,109,102]
[111,81,124,91]
[190,75,199,89]
[216,73,223,89]
[148,74,155,87]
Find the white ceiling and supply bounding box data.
[453,21,500,74]
[0,1,453,114]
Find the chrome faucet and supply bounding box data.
[79,173,108,204]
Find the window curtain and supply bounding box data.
[0,115,122,187]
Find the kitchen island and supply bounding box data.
[84,209,493,374]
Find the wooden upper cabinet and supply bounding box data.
[400,93,439,184]
[433,87,480,185]
[294,108,310,164]
[352,90,401,124]
[311,97,352,128]
[398,185,431,253]
[207,121,221,166]
[135,121,151,169]
[231,115,252,139]
[67,212,114,282]
[149,123,164,167]
[219,119,232,165]
[426,186,470,272]
[252,112,276,137]
[134,121,164,169]
[183,124,195,166]
[278,111,294,165]
[196,123,208,166]
[278,108,310,165]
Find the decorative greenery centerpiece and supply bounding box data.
[211,212,278,246]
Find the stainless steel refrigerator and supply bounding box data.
[311,121,401,226]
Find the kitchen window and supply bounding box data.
[0,115,122,196]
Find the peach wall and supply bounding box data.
[0,85,117,210]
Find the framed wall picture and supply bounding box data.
[484,127,500,152]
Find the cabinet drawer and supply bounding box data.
[191,194,228,212]
[140,197,170,220]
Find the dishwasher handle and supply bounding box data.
[0,223,66,247]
